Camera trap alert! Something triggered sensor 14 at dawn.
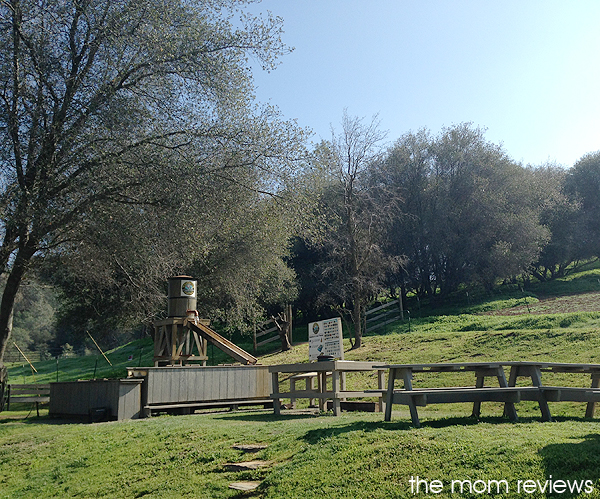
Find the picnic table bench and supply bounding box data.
[383,362,520,426]
[289,371,330,408]
[383,361,600,427]
[268,361,600,425]
[503,361,600,420]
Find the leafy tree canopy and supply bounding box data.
[0,0,307,358]
[373,123,549,297]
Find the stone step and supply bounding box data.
[232,444,268,453]
[229,481,261,491]
[224,460,270,472]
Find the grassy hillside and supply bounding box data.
[2,265,600,498]
[7,263,600,384]
[8,308,600,385]
[5,330,282,385]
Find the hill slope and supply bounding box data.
[2,267,600,497]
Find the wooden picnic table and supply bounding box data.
[269,361,386,416]
[383,362,520,426]
[383,361,600,427]
[502,361,600,420]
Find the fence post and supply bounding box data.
[287,304,293,345]
[0,364,7,412]
[399,293,404,320]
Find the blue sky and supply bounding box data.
[245,1,600,167]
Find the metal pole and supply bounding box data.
[399,293,404,320]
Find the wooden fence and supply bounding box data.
[365,298,404,334]
[3,348,43,364]
[253,305,293,353]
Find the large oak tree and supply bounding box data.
[378,124,549,298]
[0,0,304,360]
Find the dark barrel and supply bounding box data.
[167,276,197,317]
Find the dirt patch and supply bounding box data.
[484,292,600,316]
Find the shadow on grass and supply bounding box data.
[211,411,325,423]
[299,415,600,445]
[0,412,72,425]
[539,433,600,497]
[301,420,413,443]
[212,411,530,432]
[298,416,527,442]
[408,414,596,428]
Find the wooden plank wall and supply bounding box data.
[144,366,272,405]
[49,379,143,420]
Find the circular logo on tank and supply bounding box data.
[312,323,320,335]
[182,281,195,296]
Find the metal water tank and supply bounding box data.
[167,276,197,317]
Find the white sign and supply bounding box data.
[308,317,344,361]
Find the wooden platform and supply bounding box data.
[152,318,257,366]
[270,361,387,416]
[144,398,273,416]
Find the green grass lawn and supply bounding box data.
[4,317,600,498]
[4,265,600,497]
[1,410,600,498]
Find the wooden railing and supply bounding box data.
[253,318,280,352]
[253,305,293,353]
[365,299,404,333]
[2,349,43,363]
[6,384,51,416]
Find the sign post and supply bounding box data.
[308,317,344,361]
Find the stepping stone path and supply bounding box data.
[229,481,261,492]
[227,444,270,491]
[232,444,268,453]
[224,460,269,472]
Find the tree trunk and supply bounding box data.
[351,296,362,349]
[0,362,7,412]
[0,242,37,361]
[278,330,292,351]
[272,314,292,352]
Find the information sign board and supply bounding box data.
[308,317,344,361]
